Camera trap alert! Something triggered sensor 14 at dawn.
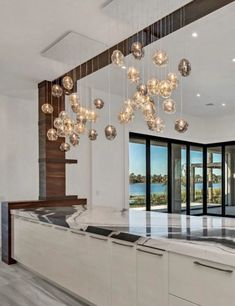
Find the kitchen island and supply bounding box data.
[10,206,235,306]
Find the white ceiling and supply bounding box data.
[81,2,235,118]
[0,0,190,100]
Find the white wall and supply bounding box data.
[0,94,39,202]
[66,88,212,210]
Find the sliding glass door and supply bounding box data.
[129,138,146,210]
[150,141,168,212]
[207,147,222,215]
[171,144,186,214]
[190,146,203,215]
[225,145,235,216]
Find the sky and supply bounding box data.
[129,142,210,176]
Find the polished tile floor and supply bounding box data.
[0,259,88,306]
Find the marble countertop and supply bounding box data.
[11,205,235,266]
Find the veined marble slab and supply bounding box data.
[11,206,235,266]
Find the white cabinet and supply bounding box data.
[136,246,168,306]
[13,217,90,301]
[87,234,111,306]
[111,240,137,306]
[169,252,235,306]
[169,295,199,306]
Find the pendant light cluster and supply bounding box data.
[41,75,104,152]
[111,41,191,133]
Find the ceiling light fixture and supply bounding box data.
[232,58,235,62]
[222,103,226,107]
[197,93,201,97]
[192,32,198,37]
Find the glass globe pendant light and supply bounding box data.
[47,128,58,141]
[60,142,70,152]
[163,98,176,114]
[69,133,79,146]
[131,42,144,60]
[105,125,117,140]
[178,58,191,77]
[52,84,63,98]
[94,98,104,109]
[62,76,74,91]
[127,67,140,83]
[111,50,124,67]
[175,118,189,133]
[41,103,53,114]
[167,73,179,90]
[88,129,98,141]
[153,50,168,67]
[147,78,159,96]
[159,80,172,98]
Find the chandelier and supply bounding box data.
[112,42,191,134]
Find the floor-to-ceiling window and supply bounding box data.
[190,146,203,215]
[207,146,222,215]
[171,144,187,214]
[225,145,235,216]
[129,138,146,210]
[129,133,235,217]
[150,141,168,212]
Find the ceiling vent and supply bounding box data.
[205,103,214,106]
[41,31,106,67]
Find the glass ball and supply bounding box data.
[178,58,191,77]
[118,112,131,124]
[94,98,104,109]
[155,117,165,133]
[137,84,147,96]
[60,142,70,152]
[76,106,87,116]
[88,110,98,122]
[59,111,69,120]
[159,80,172,98]
[147,78,159,96]
[131,42,144,60]
[88,129,98,141]
[69,93,79,105]
[63,118,74,135]
[62,76,74,91]
[47,128,58,141]
[127,67,140,83]
[57,126,66,138]
[74,123,85,134]
[105,125,117,141]
[41,103,53,114]
[52,84,63,98]
[76,114,87,125]
[147,117,157,131]
[54,117,63,129]
[111,50,124,67]
[175,118,189,133]
[143,102,156,119]
[167,73,179,90]
[132,91,145,110]
[69,133,79,146]
[163,98,176,114]
[71,103,80,113]
[153,50,168,67]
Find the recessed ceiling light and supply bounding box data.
[232,58,235,62]
[196,93,201,97]
[192,32,198,37]
[222,103,226,107]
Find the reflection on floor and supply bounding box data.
[0,258,88,306]
[131,204,235,216]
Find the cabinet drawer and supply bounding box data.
[169,295,199,306]
[169,253,235,306]
[137,246,168,306]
